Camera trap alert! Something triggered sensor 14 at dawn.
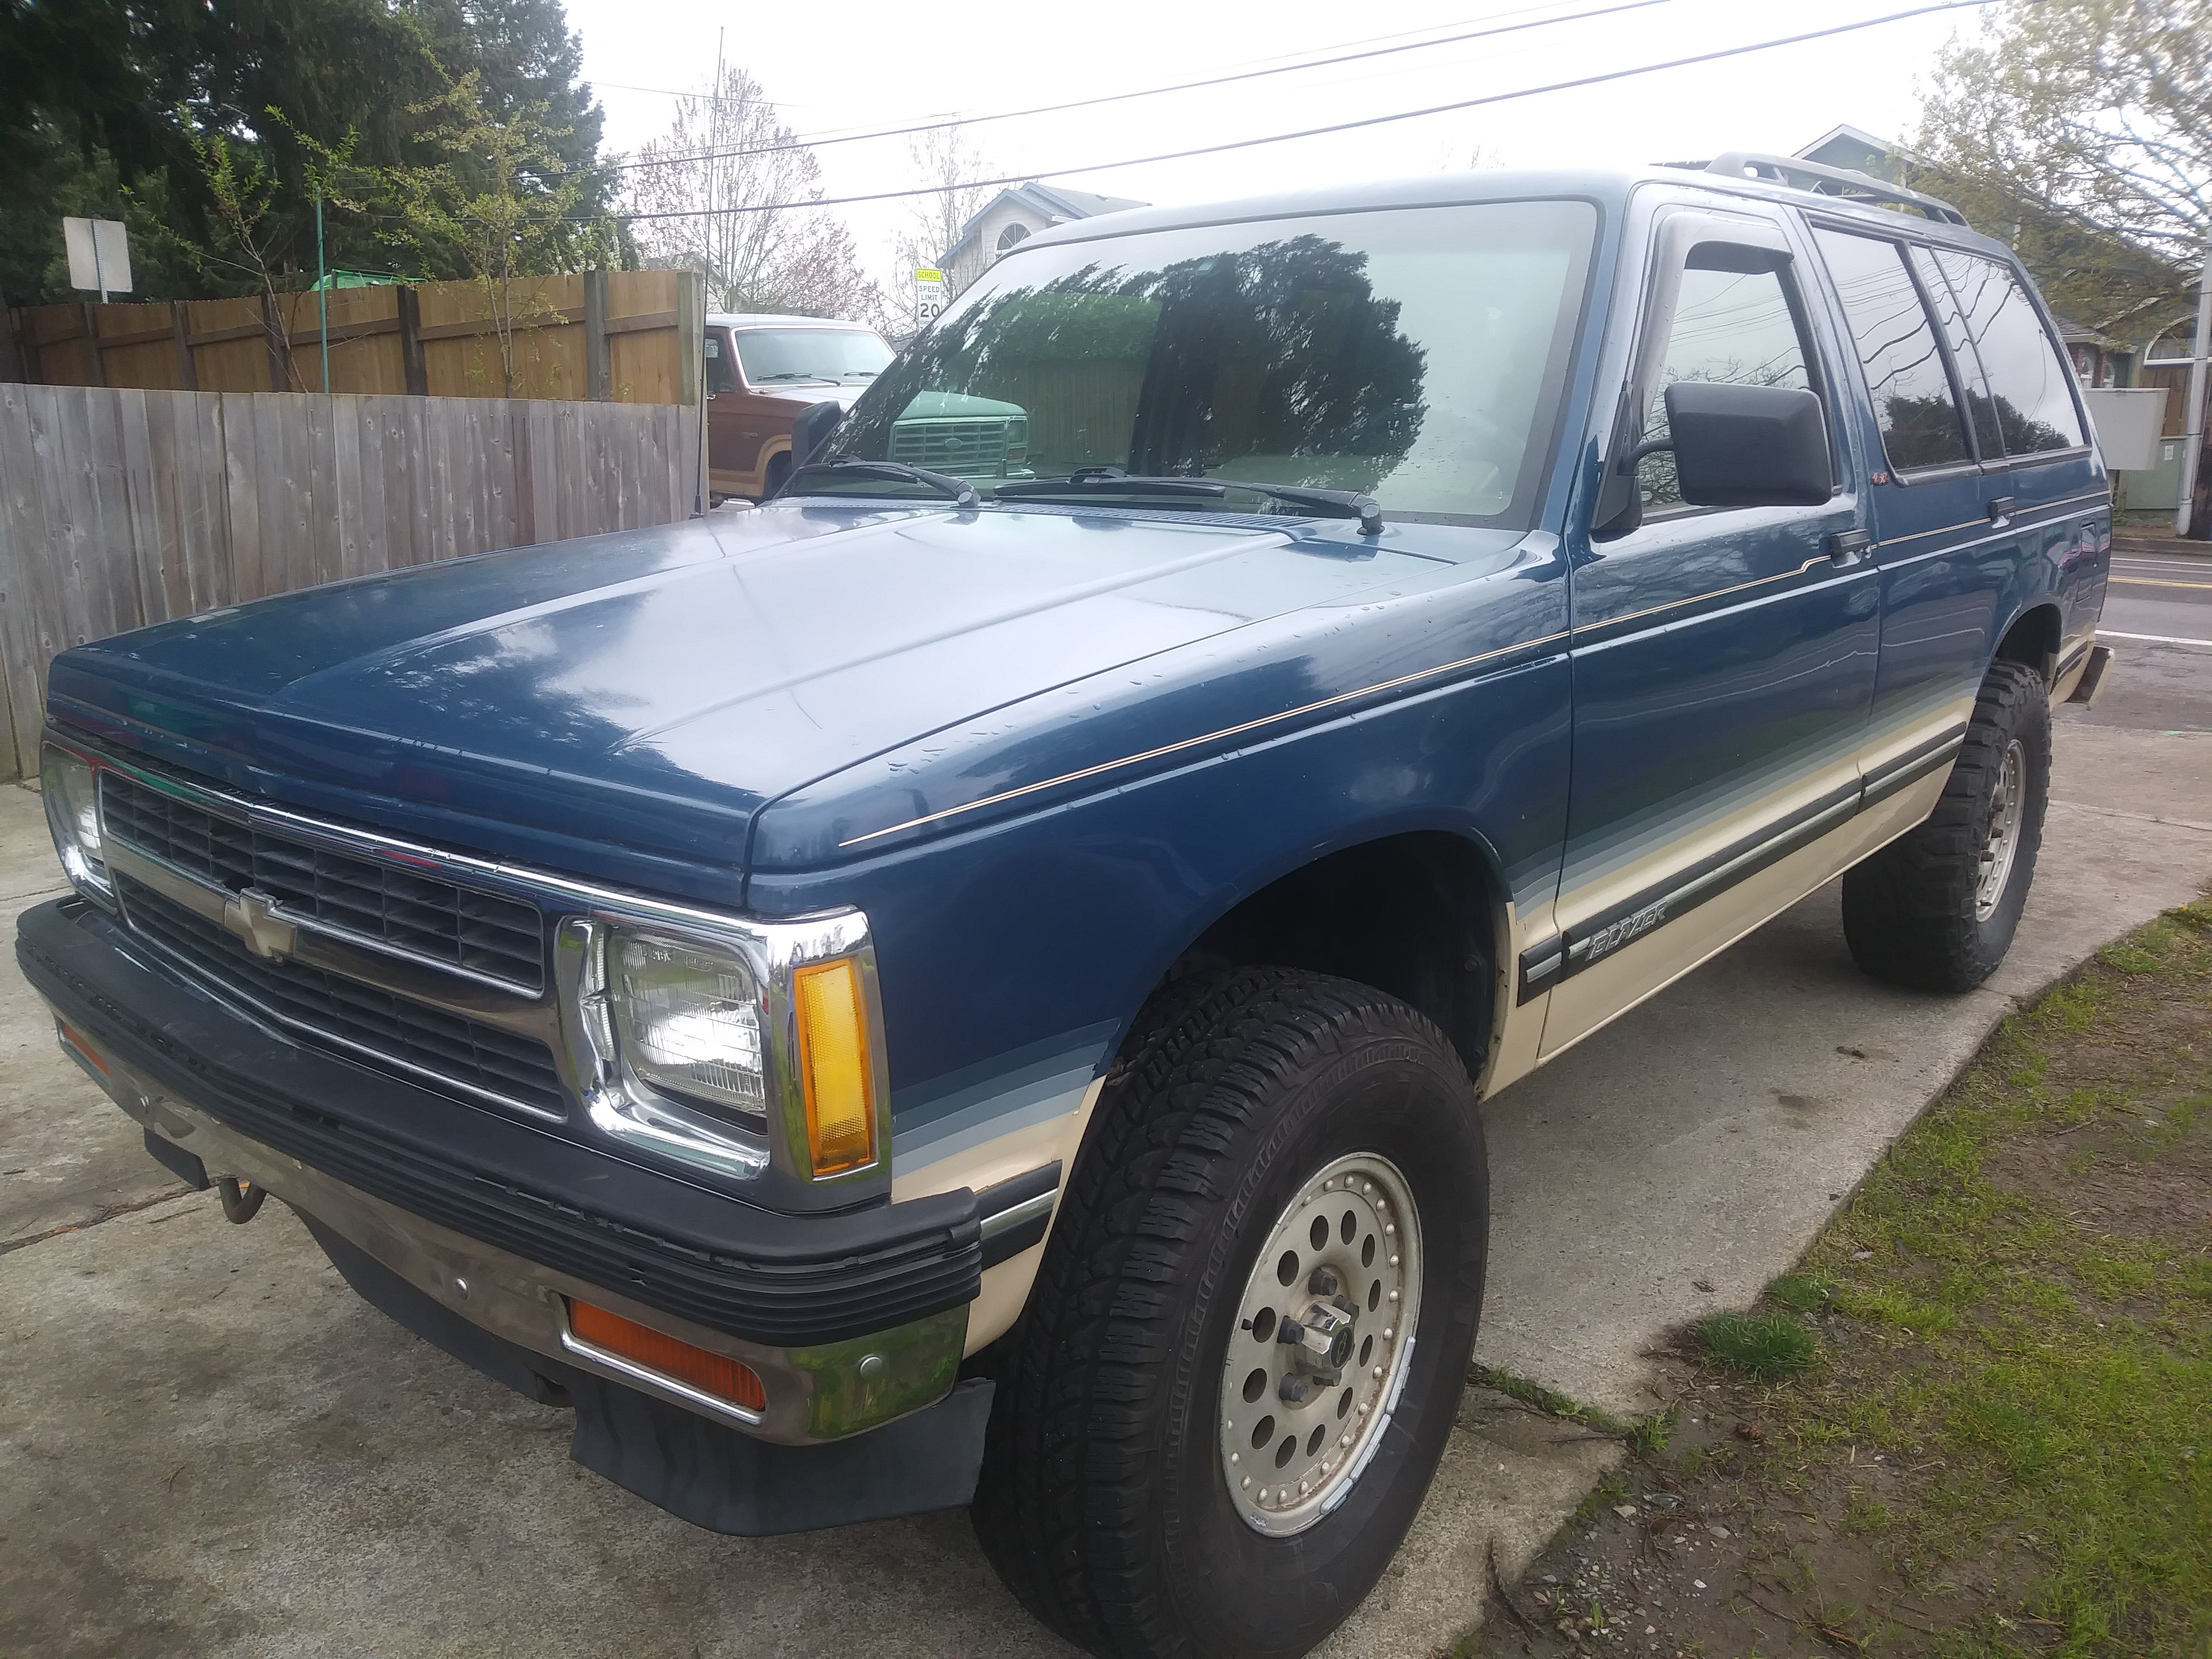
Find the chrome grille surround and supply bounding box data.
[102,768,545,994]
[48,733,891,1210]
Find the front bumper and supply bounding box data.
[19,896,994,1521]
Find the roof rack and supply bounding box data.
[1682,152,1970,226]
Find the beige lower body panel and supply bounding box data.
[892,1076,1105,1356]
[709,438,790,502]
[1536,769,1947,1064]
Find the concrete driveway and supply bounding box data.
[6,649,2212,1659]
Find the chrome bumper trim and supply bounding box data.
[64,1024,966,1446]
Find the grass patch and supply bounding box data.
[1466,900,2212,1659]
[1767,1271,1832,1311]
[1698,1309,1817,1376]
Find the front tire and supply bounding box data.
[971,968,1488,1659]
[1842,659,2050,992]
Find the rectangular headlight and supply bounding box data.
[609,931,767,1123]
[40,743,111,903]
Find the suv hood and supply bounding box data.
[48,501,1465,891]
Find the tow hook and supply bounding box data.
[216,1175,266,1224]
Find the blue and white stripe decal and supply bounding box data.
[891,1020,1118,1171]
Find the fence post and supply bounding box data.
[584,270,611,401]
[396,286,428,397]
[81,303,107,387]
[677,270,703,514]
[261,294,287,391]
[170,303,198,390]
[0,306,21,384]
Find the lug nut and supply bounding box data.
[1279,1373,1316,1405]
[1308,1266,1342,1298]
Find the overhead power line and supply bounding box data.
[608,0,1688,175]
[606,0,2001,223]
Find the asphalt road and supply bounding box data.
[2087,544,2212,733]
[6,639,2212,1659]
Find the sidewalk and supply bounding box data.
[2114,531,2212,557]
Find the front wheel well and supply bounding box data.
[1166,832,1503,1083]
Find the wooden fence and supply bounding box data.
[0,381,700,779]
[5,270,701,407]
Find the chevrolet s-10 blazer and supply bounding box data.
[22,153,2109,1658]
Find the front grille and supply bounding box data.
[101,772,543,992]
[115,874,568,1119]
[888,418,1008,474]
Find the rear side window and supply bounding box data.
[1636,258,1814,510]
[1925,250,2087,455]
[1813,228,1971,472]
[1906,246,2004,458]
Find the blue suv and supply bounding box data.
[23,154,2109,1658]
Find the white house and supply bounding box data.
[939,182,1149,296]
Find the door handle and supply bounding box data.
[1826,529,1872,566]
[1987,496,2016,526]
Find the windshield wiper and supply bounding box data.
[994,467,1382,534]
[788,455,980,508]
[752,371,830,383]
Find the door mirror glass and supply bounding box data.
[1656,381,1832,507]
[789,400,846,476]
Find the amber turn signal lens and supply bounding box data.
[791,957,876,1176]
[568,1300,766,1411]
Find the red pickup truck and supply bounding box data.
[706,313,1029,501]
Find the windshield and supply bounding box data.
[823,199,1595,526]
[733,327,893,386]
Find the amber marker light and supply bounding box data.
[568,1300,766,1411]
[791,957,877,1176]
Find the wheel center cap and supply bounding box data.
[1285,1296,1358,1380]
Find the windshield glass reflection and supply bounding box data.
[825,199,1595,527]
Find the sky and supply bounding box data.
[562,0,2001,313]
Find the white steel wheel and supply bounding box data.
[1217,1151,1422,1537]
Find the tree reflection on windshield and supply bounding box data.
[828,199,1596,525]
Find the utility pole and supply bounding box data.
[694,28,724,518]
[2178,234,2211,539]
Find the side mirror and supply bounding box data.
[789,400,845,476]
[1643,381,1831,508]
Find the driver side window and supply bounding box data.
[1636,256,1814,512]
[704,333,737,396]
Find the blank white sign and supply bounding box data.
[63,217,132,296]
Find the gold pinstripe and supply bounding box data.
[836,630,1573,848]
[1873,487,2108,550]
[1573,554,1829,636]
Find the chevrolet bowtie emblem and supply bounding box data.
[220,887,297,961]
